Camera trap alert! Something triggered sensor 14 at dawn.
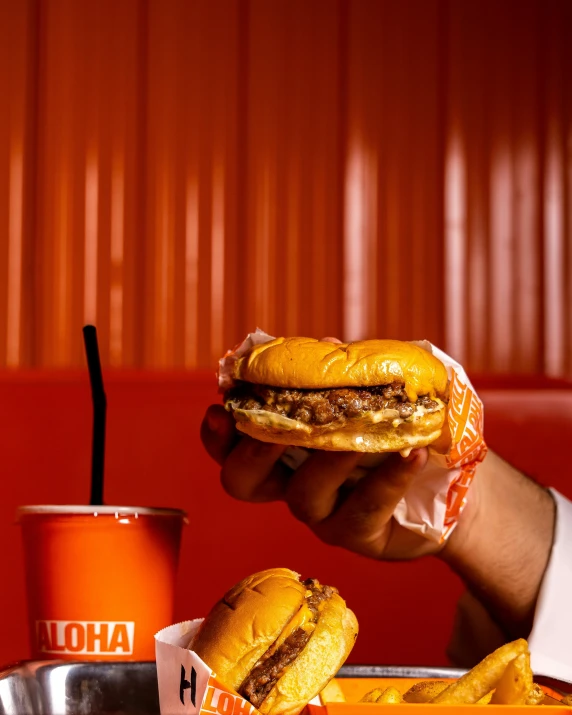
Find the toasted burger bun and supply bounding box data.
[232,338,447,399]
[231,403,446,453]
[192,568,358,715]
[225,338,449,454]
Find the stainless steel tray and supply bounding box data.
[0,662,468,715]
[0,661,159,715]
[0,661,567,715]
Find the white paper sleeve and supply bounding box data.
[155,621,261,715]
[528,489,572,683]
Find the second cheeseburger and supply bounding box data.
[192,568,358,715]
[223,337,449,453]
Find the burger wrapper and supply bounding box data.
[155,620,321,715]
[218,330,487,547]
[155,619,251,715]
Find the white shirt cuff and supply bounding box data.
[528,489,572,683]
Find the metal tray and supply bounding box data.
[0,661,159,715]
[0,662,468,715]
[0,661,567,715]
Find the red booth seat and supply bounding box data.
[0,371,570,669]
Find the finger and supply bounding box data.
[317,448,429,552]
[220,435,290,503]
[200,404,238,465]
[285,450,362,525]
[321,336,342,344]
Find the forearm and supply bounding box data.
[438,451,556,639]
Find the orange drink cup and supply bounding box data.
[18,505,186,661]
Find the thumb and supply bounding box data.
[200,404,238,465]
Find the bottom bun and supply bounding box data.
[232,402,446,454]
[259,594,359,715]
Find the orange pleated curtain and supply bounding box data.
[1,0,571,374]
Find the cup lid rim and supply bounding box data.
[16,505,187,518]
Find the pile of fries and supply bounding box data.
[320,639,572,707]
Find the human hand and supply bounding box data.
[201,403,441,560]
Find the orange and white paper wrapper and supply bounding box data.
[219,330,487,546]
[155,619,263,715]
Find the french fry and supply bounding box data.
[475,691,493,705]
[526,684,546,705]
[430,639,528,704]
[403,680,448,703]
[490,653,533,705]
[342,638,560,708]
[359,688,385,703]
[359,687,402,704]
[561,694,572,706]
[319,679,346,704]
[375,687,403,704]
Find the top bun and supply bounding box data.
[233,337,448,401]
[192,568,308,691]
[191,567,358,715]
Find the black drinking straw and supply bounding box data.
[82,325,107,506]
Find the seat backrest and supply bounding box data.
[0,372,570,669]
[477,377,572,491]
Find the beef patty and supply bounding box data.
[226,382,442,426]
[239,579,334,707]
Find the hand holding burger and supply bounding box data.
[202,335,442,559]
[201,335,559,658]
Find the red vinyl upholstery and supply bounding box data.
[0,371,571,668]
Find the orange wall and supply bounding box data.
[1,0,571,372]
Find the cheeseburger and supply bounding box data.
[223,337,449,453]
[192,568,358,715]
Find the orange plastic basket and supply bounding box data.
[307,677,572,714]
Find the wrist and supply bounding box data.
[437,451,556,638]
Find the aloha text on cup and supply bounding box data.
[36,620,135,655]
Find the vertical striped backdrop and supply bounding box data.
[1,0,571,374]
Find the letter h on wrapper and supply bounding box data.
[156,620,259,715]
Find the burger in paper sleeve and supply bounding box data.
[193,568,358,715]
[154,568,358,715]
[218,329,487,546]
[221,336,449,455]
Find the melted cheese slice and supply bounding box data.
[263,601,316,661]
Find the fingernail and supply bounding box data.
[252,440,276,454]
[250,439,283,456]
